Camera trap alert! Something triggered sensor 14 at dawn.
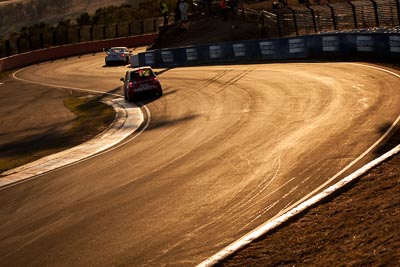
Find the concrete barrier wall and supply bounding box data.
[0,33,157,72]
[137,33,400,68]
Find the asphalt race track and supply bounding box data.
[0,54,399,266]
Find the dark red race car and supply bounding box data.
[120,66,163,102]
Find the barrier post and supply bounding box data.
[348,1,358,29]
[288,7,299,36]
[370,0,379,27]
[260,12,267,35]
[396,0,400,25]
[5,39,11,57]
[77,28,81,43]
[273,10,282,37]
[16,37,21,54]
[328,4,337,30]
[307,6,318,33]
[28,35,33,51]
[52,30,56,46]
[90,26,94,41]
[65,28,69,45]
[39,32,44,49]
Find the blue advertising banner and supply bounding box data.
[138,33,400,68]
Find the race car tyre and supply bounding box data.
[126,92,133,102]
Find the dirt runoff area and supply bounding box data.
[154,12,400,266]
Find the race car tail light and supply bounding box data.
[121,53,126,57]
[129,81,134,88]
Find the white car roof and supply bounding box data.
[130,66,153,72]
[110,47,128,49]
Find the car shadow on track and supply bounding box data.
[133,89,197,132]
[144,114,200,132]
[133,88,177,105]
[102,63,130,68]
[106,86,124,96]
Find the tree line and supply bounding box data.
[0,0,176,41]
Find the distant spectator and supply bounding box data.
[206,0,212,14]
[220,0,228,20]
[174,1,181,23]
[231,0,238,12]
[179,0,189,22]
[272,0,288,9]
[160,0,169,25]
[196,0,206,14]
[220,0,226,9]
[279,0,288,6]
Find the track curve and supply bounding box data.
[0,54,399,266]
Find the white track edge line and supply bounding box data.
[12,66,121,97]
[196,63,400,267]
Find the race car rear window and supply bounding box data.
[109,48,123,53]
[131,69,154,79]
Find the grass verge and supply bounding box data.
[0,71,12,79]
[0,96,115,173]
[63,96,115,139]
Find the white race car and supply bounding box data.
[105,47,131,65]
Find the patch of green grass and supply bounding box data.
[0,71,12,80]
[0,96,115,174]
[63,96,115,139]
